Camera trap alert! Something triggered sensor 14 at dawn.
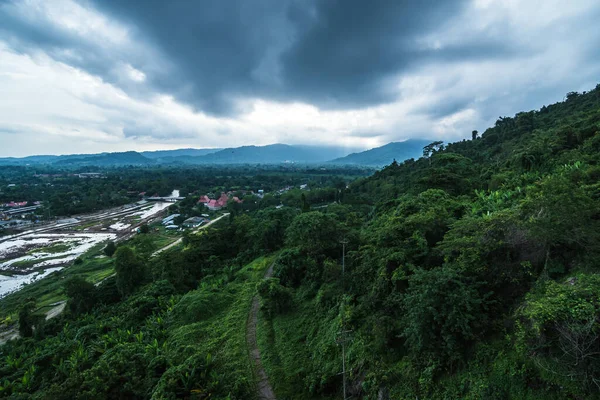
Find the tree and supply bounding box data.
[301,193,310,213]
[104,240,117,257]
[402,267,491,364]
[139,224,150,234]
[472,130,478,140]
[422,141,444,165]
[114,246,145,297]
[65,277,97,315]
[257,278,292,317]
[18,300,37,338]
[285,211,340,257]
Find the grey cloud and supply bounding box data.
[84,0,496,113]
[279,0,471,108]
[2,0,600,154]
[417,97,473,119]
[347,131,383,139]
[0,0,544,117]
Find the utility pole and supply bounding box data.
[339,238,349,400]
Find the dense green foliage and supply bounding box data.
[1,85,600,399]
[256,85,600,399]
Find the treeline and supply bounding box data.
[0,165,370,218]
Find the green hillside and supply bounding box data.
[1,85,599,399]
[258,85,600,398]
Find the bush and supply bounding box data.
[257,278,292,317]
[65,277,97,315]
[401,267,492,366]
[104,240,117,257]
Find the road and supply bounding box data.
[151,213,230,257]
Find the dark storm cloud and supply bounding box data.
[0,1,143,98]
[279,0,473,108]
[85,0,492,114]
[88,0,294,114]
[0,0,522,115]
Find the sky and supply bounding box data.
[0,0,599,157]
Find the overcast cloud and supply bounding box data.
[0,0,599,156]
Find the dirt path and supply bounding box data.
[45,301,66,320]
[247,261,277,400]
[0,300,68,345]
[151,213,229,257]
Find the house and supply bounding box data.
[165,224,179,230]
[183,216,205,228]
[4,201,28,208]
[197,195,210,204]
[205,193,230,211]
[206,199,220,211]
[162,214,180,225]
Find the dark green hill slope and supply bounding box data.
[258,85,600,399]
[328,139,430,166]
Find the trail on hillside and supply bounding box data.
[246,261,277,400]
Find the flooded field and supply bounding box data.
[0,233,116,297]
[0,199,175,297]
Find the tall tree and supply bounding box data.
[114,246,145,297]
[18,300,37,338]
[104,240,117,257]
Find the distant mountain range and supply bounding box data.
[0,140,432,167]
[328,139,430,167]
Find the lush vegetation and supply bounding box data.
[255,85,600,399]
[1,85,600,399]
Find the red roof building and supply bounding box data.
[204,193,232,210]
[5,201,28,207]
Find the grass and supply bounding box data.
[257,289,339,399]
[151,233,178,249]
[166,255,274,397]
[74,221,101,231]
[6,254,71,272]
[28,242,72,254]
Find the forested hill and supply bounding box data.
[328,139,430,166]
[351,87,600,200]
[1,85,599,399]
[328,85,600,397]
